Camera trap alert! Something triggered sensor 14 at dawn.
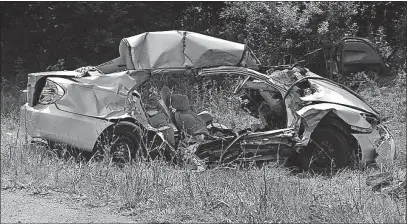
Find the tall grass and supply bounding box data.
[1,71,406,223]
[356,70,407,168]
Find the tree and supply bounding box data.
[1,1,404,84]
[220,2,358,64]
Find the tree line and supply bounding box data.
[1,2,405,84]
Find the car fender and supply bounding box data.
[294,103,395,165]
[100,113,177,153]
[20,103,115,152]
[295,103,370,146]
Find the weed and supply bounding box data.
[1,71,406,223]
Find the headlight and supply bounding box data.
[38,79,65,105]
[375,124,396,161]
[350,113,378,133]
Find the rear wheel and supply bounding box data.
[94,121,144,163]
[297,126,356,173]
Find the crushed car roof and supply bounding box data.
[117,30,259,71]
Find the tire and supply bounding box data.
[297,126,355,173]
[94,121,143,163]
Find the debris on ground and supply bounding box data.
[366,172,393,192]
[366,172,406,200]
[383,180,407,200]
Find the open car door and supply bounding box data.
[335,37,386,76]
[302,37,386,79]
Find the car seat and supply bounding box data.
[169,93,209,137]
[161,86,213,126]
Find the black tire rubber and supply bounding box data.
[94,121,143,163]
[297,126,355,173]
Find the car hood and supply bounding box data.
[301,79,379,117]
[268,69,379,118]
[28,70,83,78]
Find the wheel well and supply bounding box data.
[93,118,148,152]
[93,117,166,155]
[315,112,361,160]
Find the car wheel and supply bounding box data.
[95,121,143,163]
[297,126,355,173]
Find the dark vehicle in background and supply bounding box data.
[301,37,386,80]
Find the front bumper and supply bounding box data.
[352,124,396,165]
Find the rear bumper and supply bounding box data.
[20,103,113,151]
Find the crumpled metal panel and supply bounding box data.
[268,68,378,117]
[183,32,248,68]
[292,102,395,165]
[302,79,379,116]
[352,124,395,165]
[119,31,258,70]
[96,57,127,74]
[51,71,139,119]
[295,103,372,145]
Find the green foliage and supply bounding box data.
[220,2,359,64]
[1,2,188,78]
[1,2,405,82]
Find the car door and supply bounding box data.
[336,37,385,76]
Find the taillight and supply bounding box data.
[38,80,65,105]
[21,89,28,103]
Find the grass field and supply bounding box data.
[1,71,406,223]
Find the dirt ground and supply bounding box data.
[1,189,135,223]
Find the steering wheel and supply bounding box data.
[234,76,251,94]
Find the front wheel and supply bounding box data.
[297,126,356,173]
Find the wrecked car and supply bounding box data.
[20,31,395,172]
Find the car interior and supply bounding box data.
[239,80,287,131]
